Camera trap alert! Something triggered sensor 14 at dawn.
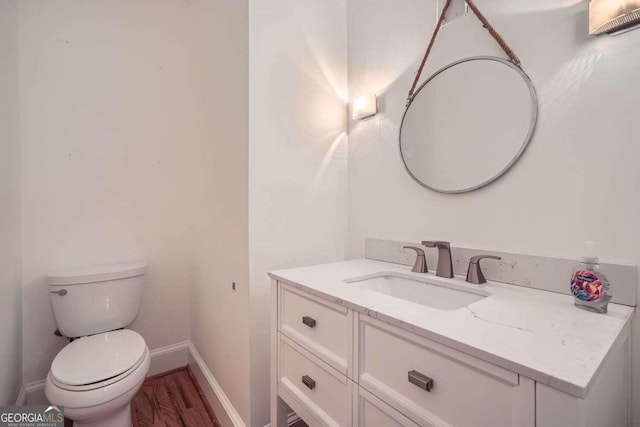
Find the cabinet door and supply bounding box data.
[357,315,534,427]
[356,386,420,427]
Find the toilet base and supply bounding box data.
[72,403,131,427]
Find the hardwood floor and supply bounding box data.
[131,367,220,427]
[63,366,307,427]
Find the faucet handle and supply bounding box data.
[469,255,501,263]
[403,246,428,273]
[422,241,450,249]
[466,255,502,284]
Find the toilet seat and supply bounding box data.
[51,329,146,391]
[45,345,150,413]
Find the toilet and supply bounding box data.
[44,263,150,427]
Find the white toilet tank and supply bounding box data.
[47,262,147,338]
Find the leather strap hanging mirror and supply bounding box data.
[399,0,538,194]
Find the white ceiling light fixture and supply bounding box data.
[589,0,640,35]
[352,94,377,121]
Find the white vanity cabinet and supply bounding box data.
[271,279,631,427]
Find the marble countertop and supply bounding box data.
[269,259,635,399]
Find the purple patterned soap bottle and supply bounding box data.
[570,241,612,314]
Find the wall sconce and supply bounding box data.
[589,0,640,35]
[352,94,377,121]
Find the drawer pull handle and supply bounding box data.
[302,316,316,328]
[302,375,316,390]
[408,370,434,392]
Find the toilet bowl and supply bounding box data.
[44,263,149,427]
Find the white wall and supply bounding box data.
[19,0,201,385]
[0,0,22,405]
[249,0,348,425]
[14,1,638,425]
[347,0,640,424]
[187,0,251,425]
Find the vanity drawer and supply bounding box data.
[358,315,534,427]
[356,386,419,427]
[278,334,352,427]
[279,284,352,375]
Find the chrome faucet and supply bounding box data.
[403,246,428,273]
[466,255,501,284]
[422,241,453,278]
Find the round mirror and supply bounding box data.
[399,56,538,194]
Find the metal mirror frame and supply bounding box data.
[399,56,539,194]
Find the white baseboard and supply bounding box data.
[14,386,26,406]
[148,340,190,377]
[21,340,191,405]
[23,380,47,405]
[187,343,247,427]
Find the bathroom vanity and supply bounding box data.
[269,259,634,427]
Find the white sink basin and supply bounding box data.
[344,272,489,310]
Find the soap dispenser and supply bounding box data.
[570,241,612,314]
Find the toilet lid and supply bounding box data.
[51,329,146,386]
